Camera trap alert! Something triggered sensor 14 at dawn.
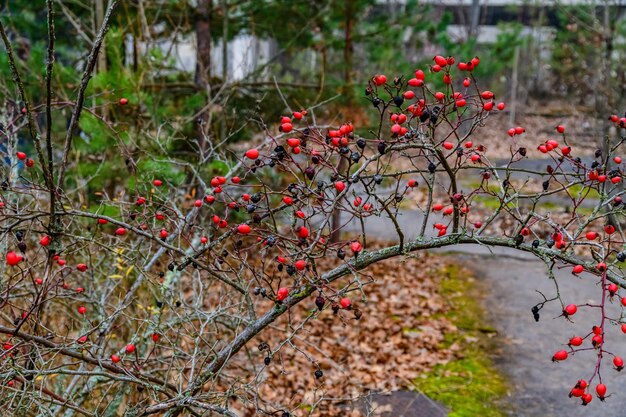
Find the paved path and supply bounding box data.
[466,254,626,416]
[341,210,626,416]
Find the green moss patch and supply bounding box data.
[413,263,508,417]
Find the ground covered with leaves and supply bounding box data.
[227,247,505,416]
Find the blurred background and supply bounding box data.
[1,0,626,197]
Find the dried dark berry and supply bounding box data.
[315,296,325,311]
[430,106,441,123]
[314,369,323,379]
[531,306,540,322]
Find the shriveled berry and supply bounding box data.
[315,296,325,311]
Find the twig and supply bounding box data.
[56,0,120,189]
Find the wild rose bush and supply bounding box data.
[2,7,626,415]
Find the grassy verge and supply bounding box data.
[412,263,508,417]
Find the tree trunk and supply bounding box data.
[330,0,354,243]
[469,0,480,38]
[95,0,108,121]
[221,0,228,82]
[343,0,354,106]
[509,46,519,126]
[220,0,228,142]
[195,0,212,88]
[195,0,212,150]
[95,0,106,74]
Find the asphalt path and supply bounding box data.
[341,209,626,416]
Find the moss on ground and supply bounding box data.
[413,263,508,417]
